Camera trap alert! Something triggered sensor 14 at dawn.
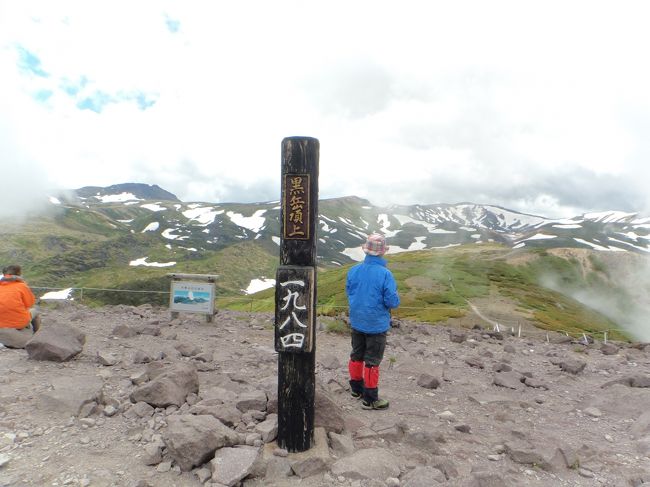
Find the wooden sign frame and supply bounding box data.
[274,265,315,353]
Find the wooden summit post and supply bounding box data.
[275,136,319,452]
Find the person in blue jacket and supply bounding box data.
[346,234,400,410]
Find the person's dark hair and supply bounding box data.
[4,264,22,276]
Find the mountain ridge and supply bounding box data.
[42,182,649,262]
[3,182,649,339]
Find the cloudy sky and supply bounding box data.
[1,1,649,218]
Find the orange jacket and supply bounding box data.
[0,275,36,329]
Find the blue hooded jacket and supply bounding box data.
[346,254,400,334]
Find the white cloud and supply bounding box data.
[1,1,649,217]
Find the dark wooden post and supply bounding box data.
[275,136,319,452]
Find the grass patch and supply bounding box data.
[324,320,350,335]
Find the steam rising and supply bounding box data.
[0,122,52,220]
[541,254,650,342]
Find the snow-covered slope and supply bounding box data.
[45,184,650,265]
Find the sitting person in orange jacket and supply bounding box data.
[0,264,41,333]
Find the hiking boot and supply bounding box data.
[349,379,364,399]
[361,398,389,410]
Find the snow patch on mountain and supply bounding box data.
[573,238,624,252]
[320,220,333,232]
[552,224,582,229]
[408,236,427,250]
[482,205,549,228]
[377,214,399,237]
[341,246,365,261]
[41,288,73,300]
[161,228,183,240]
[244,278,276,294]
[608,237,650,252]
[183,207,224,225]
[584,211,637,223]
[129,257,176,267]
[518,233,557,243]
[141,203,166,212]
[394,214,439,233]
[227,210,266,233]
[95,192,142,203]
[142,222,159,232]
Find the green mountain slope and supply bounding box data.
[222,244,641,341]
[2,186,648,341]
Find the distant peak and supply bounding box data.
[323,195,373,206]
[75,183,180,202]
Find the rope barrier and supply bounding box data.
[33,286,169,294]
[31,286,632,341]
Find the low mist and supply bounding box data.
[540,255,650,342]
[1,123,55,221]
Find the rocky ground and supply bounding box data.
[1,301,650,487]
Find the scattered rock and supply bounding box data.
[37,375,103,416]
[25,323,85,361]
[601,375,650,388]
[132,350,152,364]
[235,390,267,413]
[583,407,602,418]
[505,442,551,470]
[0,328,32,349]
[437,410,456,421]
[493,371,524,390]
[130,362,199,407]
[264,456,293,480]
[97,350,119,366]
[141,443,163,465]
[328,432,355,455]
[523,377,549,389]
[124,401,154,419]
[314,389,346,433]
[194,466,211,483]
[417,373,440,389]
[558,358,587,375]
[401,465,446,485]
[210,446,260,486]
[319,355,341,369]
[449,330,467,343]
[162,414,239,471]
[3,303,650,487]
[189,401,242,428]
[330,448,401,480]
[493,362,512,372]
[254,414,278,443]
[175,342,201,357]
[112,324,138,338]
[465,356,485,369]
[288,427,330,478]
[600,343,619,355]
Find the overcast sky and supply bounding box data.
[1,1,649,218]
